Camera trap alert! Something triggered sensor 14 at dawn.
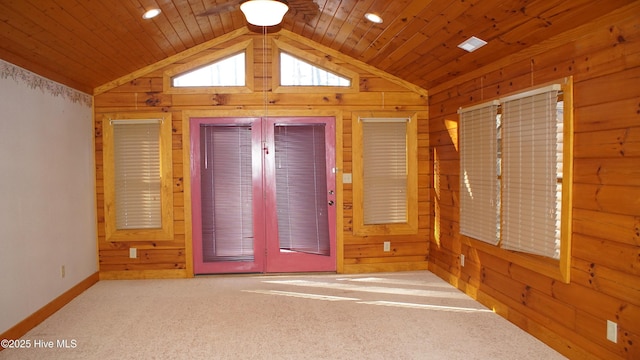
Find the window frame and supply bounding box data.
[457,78,573,283]
[163,39,254,94]
[352,111,419,236]
[102,112,174,242]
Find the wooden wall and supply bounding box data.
[94,30,430,279]
[428,3,639,359]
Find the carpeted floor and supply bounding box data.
[0,271,566,359]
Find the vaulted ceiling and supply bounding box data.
[0,0,634,94]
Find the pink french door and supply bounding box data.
[190,116,336,274]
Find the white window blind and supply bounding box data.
[112,120,162,230]
[459,101,500,245]
[501,85,561,259]
[362,118,408,224]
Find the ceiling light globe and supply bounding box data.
[240,0,289,27]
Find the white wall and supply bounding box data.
[0,60,97,334]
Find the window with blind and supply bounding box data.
[113,121,161,229]
[458,79,572,281]
[459,101,500,245]
[352,113,418,236]
[501,87,562,258]
[103,113,174,241]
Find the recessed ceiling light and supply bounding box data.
[458,36,487,52]
[365,13,383,24]
[142,8,161,20]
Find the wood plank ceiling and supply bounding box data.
[0,0,634,94]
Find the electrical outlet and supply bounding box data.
[460,254,465,267]
[129,247,137,259]
[61,265,65,278]
[383,241,391,252]
[607,320,617,343]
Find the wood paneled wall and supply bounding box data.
[94,30,430,279]
[428,3,639,359]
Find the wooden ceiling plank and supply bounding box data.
[326,0,375,50]
[0,33,92,93]
[317,3,349,46]
[173,0,207,45]
[337,0,391,55]
[97,0,174,62]
[129,0,189,54]
[358,0,437,62]
[309,0,342,44]
[300,0,329,39]
[346,0,411,58]
[17,0,125,77]
[0,1,118,87]
[185,0,214,37]
[47,0,151,78]
[153,0,196,51]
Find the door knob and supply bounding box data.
[328,200,335,206]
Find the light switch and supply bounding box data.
[343,173,352,184]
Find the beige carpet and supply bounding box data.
[0,271,565,359]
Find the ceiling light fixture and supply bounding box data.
[240,0,289,27]
[458,36,487,52]
[364,13,383,24]
[142,8,161,19]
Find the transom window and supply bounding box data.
[172,52,245,87]
[280,52,350,87]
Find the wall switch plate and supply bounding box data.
[607,320,617,343]
[343,173,352,184]
[383,241,391,252]
[129,247,137,259]
[460,254,465,267]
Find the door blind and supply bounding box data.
[113,121,161,229]
[200,125,254,261]
[274,124,330,255]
